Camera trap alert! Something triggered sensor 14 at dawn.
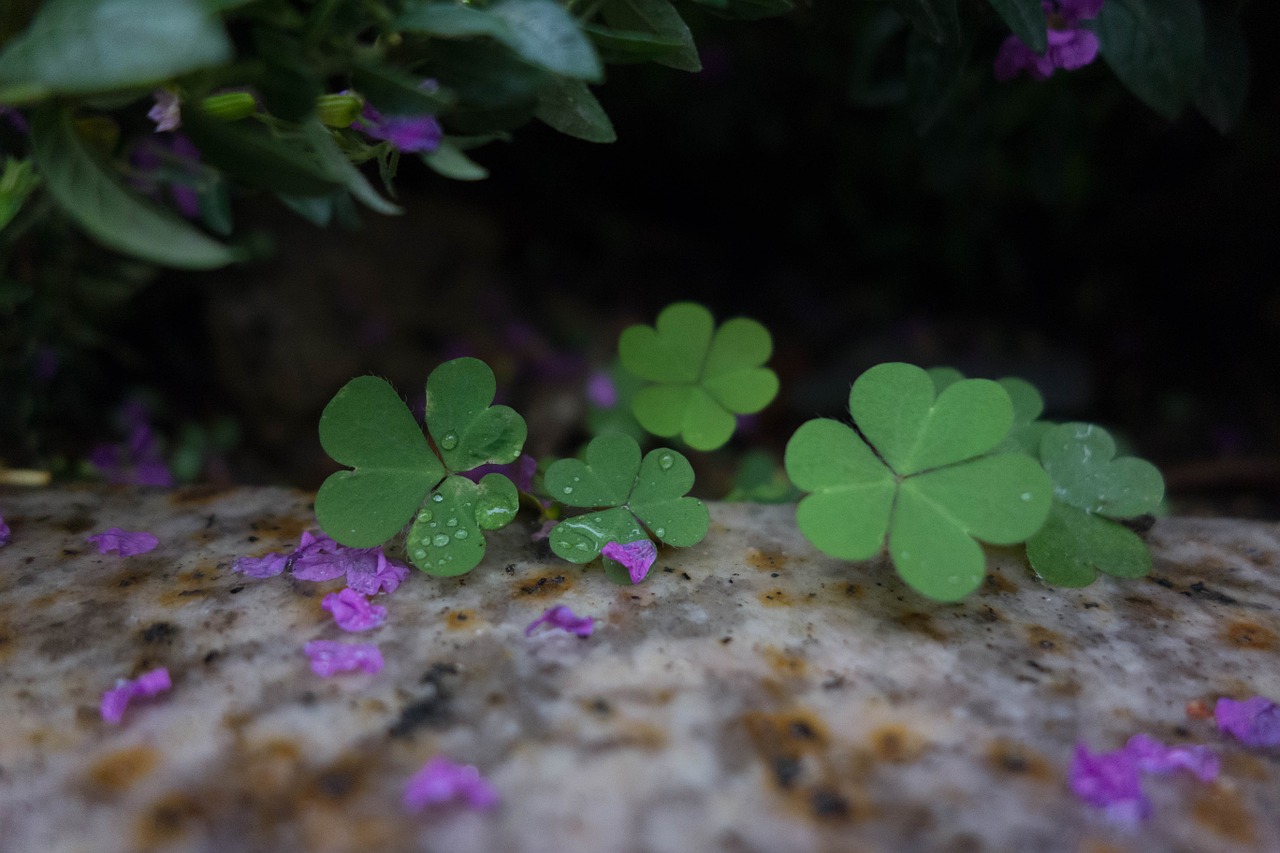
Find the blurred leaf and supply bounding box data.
[584,23,688,65]
[182,108,341,196]
[600,0,701,72]
[197,177,233,236]
[0,0,231,95]
[847,9,909,107]
[277,191,336,226]
[985,0,1046,54]
[906,27,965,133]
[30,106,241,269]
[422,140,490,180]
[351,62,457,114]
[421,40,549,109]
[691,0,794,20]
[534,77,616,142]
[1193,9,1248,133]
[305,122,403,215]
[0,158,41,231]
[1098,0,1205,119]
[890,0,960,44]
[253,28,322,123]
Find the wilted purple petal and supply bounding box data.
[101,667,171,724]
[87,528,159,556]
[1215,696,1280,748]
[994,35,1056,82]
[347,551,411,595]
[404,757,499,812]
[291,530,352,581]
[1047,27,1099,71]
[1068,743,1149,823]
[304,640,384,677]
[586,370,618,408]
[233,551,289,579]
[530,518,556,543]
[354,103,442,153]
[525,604,595,638]
[0,513,10,547]
[322,588,386,632]
[602,538,658,584]
[148,89,181,132]
[1124,734,1219,782]
[462,455,538,494]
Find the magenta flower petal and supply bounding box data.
[1123,734,1219,782]
[233,551,289,579]
[601,538,658,584]
[322,588,387,632]
[291,531,351,582]
[148,89,181,132]
[1058,0,1105,21]
[304,640,384,677]
[354,103,442,153]
[461,454,538,494]
[1215,696,1280,748]
[525,605,595,638]
[1047,27,1100,71]
[587,370,618,407]
[87,528,159,556]
[1068,743,1150,823]
[0,513,10,547]
[101,667,171,724]
[404,757,499,812]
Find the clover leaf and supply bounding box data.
[1025,422,1164,587]
[316,358,526,576]
[618,302,778,450]
[544,432,709,582]
[929,367,1052,456]
[785,362,1052,601]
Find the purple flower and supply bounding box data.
[602,538,658,584]
[1215,696,1280,748]
[353,103,442,153]
[233,530,410,594]
[233,551,290,579]
[994,0,1105,82]
[87,528,159,556]
[128,133,202,220]
[404,757,499,812]
[0,512,11,547]
[322,588,387,632]
[1124,734,1219,781]
[148,89,181,132]
[88,400,174,487]
[461,454,538,494]
[586,370,618,408]
[525,604,595,638]
[101,667,171,724]
[1069,742,1150,823]
[304,640,384,677]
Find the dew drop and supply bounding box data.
[574,542,588,550]
[432,534,450,547]
[440,432,459,450]
[572,476,580,482]
[414,549,426,560]
[454,529,469,540]
[655,527,665,537]
[658,453,674,470]
[417,510,432,523]
[437,558,447,566]
[429,521,438,528]
[432,494,444,503]
[562,486,574,495]
[1020,492,1032,501]
[446,517,458,527]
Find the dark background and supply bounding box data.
[17,3,1280,513]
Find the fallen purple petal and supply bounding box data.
[525,605,595,638]
[1068,742,1150,823]
[101,667,171,724]
[291,530,352,582]
[304,640,384,677]
[602,538,658,584]
[0,513,10,547]
[1124,733,1219,781]
[1215,696,1280,748]
[404,756,499,812]
[87,528,159,556]
[347,551,412,596]
[461,454,538,494]
[586,370,618,407]
[232,551,289,579]
[322,588,387,632]
[353,103,442,153]
[148,89,181,132]
[530,518,557,543]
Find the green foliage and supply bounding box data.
[785,363,1052,601]
[0,157,39,231]
[585,362,647,442]
[1025,422,1164,586]
[1097,0,1205,120]
[619,302,779,451]
[985,0,1047,53]
[545,433,709,582]
[723,449,800,503]
[315,358,526,576]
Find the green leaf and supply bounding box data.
[545,433,709,564]
[619,302,779,450]
[404,472,518,576]
[906,26,966,134]
[890,0,960,44]
[985,0,1046,54]
[723,449,801,503]
[253,28,322,123]
[1193,9,1248,134]
[422,140,490,181]
[305,122,403,215]
[0,0,231,95]
[316,376,446,548]
[600,0,701,72]
[584,23,689,65]
[182,108,342,197]
[423,357,528,473]
[29,106,241,269]
[419,40,549,111]
[785,362,1052,601]
[1026,501,1152,586]
[351,62,457,115]
[534,77,616,143]
[1038,422,1164,518]
[0,157,40,232]
[1098,0,1205,119]
[399,0,603,81]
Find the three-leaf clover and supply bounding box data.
[1025,422,1164,587]
[618,302,778,450]
[928,367,1051,455]
[545,432,709,583]
[316,358,527,576]
[785,362,1052,601]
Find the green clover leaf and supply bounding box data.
[316,358,527,576]
[928,367,1051,455]
[316,376,445,548]
[1025,422,1164,587]
[619,302,779,450]
[545,433,709,580]
[785,362,1052,601]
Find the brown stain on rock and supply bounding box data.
[135,792,206,850]
[169,484,237,506]
[0,620,14,663]
[895,611,947,642]
[982,571,1019,595]
[445,609,476,630]
[985,739,1054,782]
[761,646,808,679]
[1191,784,1257,844]
[759,588,792,607]
[249,513,311,543]
[1026,625,1067,654]
[87,744,160,794]
[868,724,927,764]
[1224,620,1277,651]
[746,548,787,573]
[740,709,860,824]
[242,739,304,796]
[515,570,575,599]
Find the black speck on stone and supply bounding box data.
[681,572,691,580]
[229,585,245,594]
[810,788,850,819]
[772,756,802,789]
[789,720,816,740]
[1152,576,1174,589]
[1184,581,1239,606]
[203,649,222,665]
[141,622,178,644]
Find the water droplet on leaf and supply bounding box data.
[417,510,432,523]
[655,527,665,537]
[414,549,426,560]
[433,534,450,547]
[563,486,573,495]
[440,432,459,450]
[432,494,444,503]
[1020,492,1032,501]
[454,529,468,540]
[658,453,674,470]
[446,517,458,527]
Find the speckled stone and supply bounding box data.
[1,486,1278,852]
